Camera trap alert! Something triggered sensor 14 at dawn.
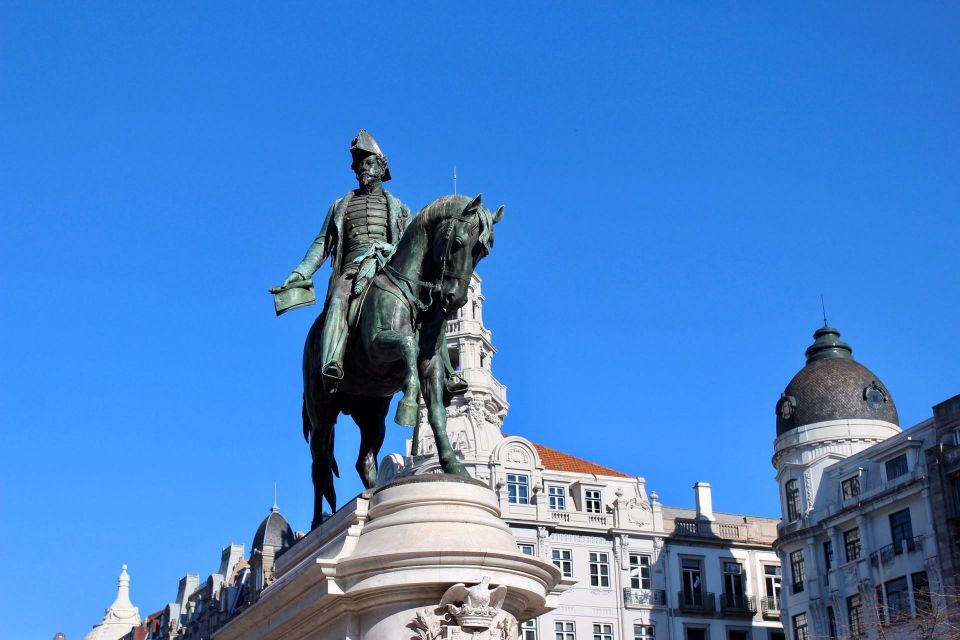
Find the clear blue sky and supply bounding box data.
[2,3,958,637]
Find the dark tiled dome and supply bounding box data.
[775,326,898,436]
[252,507,295,552]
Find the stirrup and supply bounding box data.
[445,373,468,395]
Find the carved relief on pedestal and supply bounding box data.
[410,578,518,639]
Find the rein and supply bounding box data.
[380,211,477,316]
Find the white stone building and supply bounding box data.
[380,275,785,640]
[771,325,946,639]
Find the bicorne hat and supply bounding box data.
[349,130,391,181]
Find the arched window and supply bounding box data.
[785,479,801,522]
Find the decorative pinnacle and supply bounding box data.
[272,482,279,513]
[804,325,853,363]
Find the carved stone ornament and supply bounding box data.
[863,380,887,410]
[626,498,653,527]
[410,578,518,639]
[505,447,529,465]
[778,393,797,420]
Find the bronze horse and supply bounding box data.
[302,194,504,528]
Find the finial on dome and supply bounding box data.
[272,482,279,513]
[804,325,853,363]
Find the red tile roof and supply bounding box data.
[530,441,632,478]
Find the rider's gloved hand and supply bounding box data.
[282,272,306,287]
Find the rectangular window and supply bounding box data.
[548,485,566,511]
[522,620,537,640]
[552,548,573,578]
[585,489,603,514]
[847,594,864,638]
[726,631,748,640]
[681,558,704,605]
[518,543,535,556]
[789,550,805,594]
[507,473,530,505]
[885,576,910,623]
[763,564,781,610]
[592,623,613,640]
[912,571,931,614]
[793,613,810,640]
[889,508,915,553]
[954,428,960,446]
[684,629,706,640]
[885,454,909,480]
[844,528,861,562]
[634,625,654,640]
[630,554,652,589]
[826,606,837,639]
[722,561,746,608]
[555,621,576,640]
[589,552,610,587]
[841,475,861,500]
[785,480,801,522]
[823,541,833,571]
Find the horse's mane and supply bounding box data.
[415,194,494,252]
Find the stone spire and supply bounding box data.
[83,565,141,640]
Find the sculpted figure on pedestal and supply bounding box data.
[270,131,504,528]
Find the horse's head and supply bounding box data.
[431,194,504,315]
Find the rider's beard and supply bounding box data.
[358,172,380,191]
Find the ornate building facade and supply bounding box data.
[771,324,959,639]
[379,275,785,640]
[104,275,785,640]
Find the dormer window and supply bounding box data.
[548,485,566,510]
[585,489,602,514]
[885,454,909,481]
[841,475,861,500]
[507,473,529,504]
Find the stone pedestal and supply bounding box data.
[215,475,565,640]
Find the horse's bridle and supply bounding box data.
[383,214,478,314]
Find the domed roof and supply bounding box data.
[775,326,898,436]
[252,506,295,553]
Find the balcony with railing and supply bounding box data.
[548,510,612,528]
[869,535,925,566]
[623,588,667,608]
[676,590,716,614]
[760,595,781,619]
[670,518,774,543]
[719,593,757,617]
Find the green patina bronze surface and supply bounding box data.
[270,131,504,528]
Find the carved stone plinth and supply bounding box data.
[214,475,566,640]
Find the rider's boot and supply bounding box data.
[320,297,348,387]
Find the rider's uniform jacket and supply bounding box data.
[293,188,411,306]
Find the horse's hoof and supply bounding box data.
[395,399,419,427]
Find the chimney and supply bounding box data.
[694,482,715,521]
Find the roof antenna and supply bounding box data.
[272,482,278,513]
[453,165,457,195]
[820,294,829,328]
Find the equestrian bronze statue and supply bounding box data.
[270,132,504,528]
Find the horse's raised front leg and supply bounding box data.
[418,342,468,478]
[350,396,390,489]
[371,329,421,427]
